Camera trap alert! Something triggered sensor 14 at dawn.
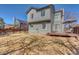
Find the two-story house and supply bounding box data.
[13,17,28,31]
[26,4,64,33]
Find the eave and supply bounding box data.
[28,19,50,24]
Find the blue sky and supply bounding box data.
[0,4,79,24]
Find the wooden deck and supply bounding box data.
[47,32,78,37]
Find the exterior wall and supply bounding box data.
[29,22,51,34]
[53,10,64,32]
[0,19,5,29]
[14,19,20,29]
[27,8,51,22]
[20,23,28,31]
[27,7,64,33]
[37,8,51,21]
[0,24,4,29]
[4,24,14,29]
[27,9,36,21]
[27,7,52,33]
[73,27,79,34]
[14,19,28,31]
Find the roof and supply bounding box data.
[5,24,14,29]
[16,19,27,25]
[55,9,64,15]
[63,19,77,24]
[71,24,79,28]
[26,4,55,14]
[5,24,13,26]
[0,17,3,20]
[29,19,50,24]
[0,17,5,24]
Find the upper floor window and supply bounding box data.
[31,14,34,19]
[41,10,45,16]
[54,13,59,19]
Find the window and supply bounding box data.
[55,24,59,31]
[30,24,33,27]
[55,24,61,32]
[55,15,58,19]
[55,24,58,30]
[42,23,46,29]
[41,10,45,16]
[54,13,61,21]
[31,14,33,19]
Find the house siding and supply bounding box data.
[14,19,20,29]
[29,22,51,34]
[14,18,28,31]
[53,11,64,32]
[0,24,4,29]
[0,18,5,29]
[27,9,37,22]
[27,8,51,22]
[27,5,64,33]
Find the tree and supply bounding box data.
[63,12,77,32]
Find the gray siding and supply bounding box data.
[0,19,5,29]
[27,6,64,33]
[29,22,51,34]
[27,8,51,22]
[0,24,4,29]
[53,11,64,32]
[14,19,20,29]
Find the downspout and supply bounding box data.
[61,8,64,32]
[50,5,55,32]
[13,16,16,29]
[62,8,64,32]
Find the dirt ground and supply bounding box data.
[0,32,79,55]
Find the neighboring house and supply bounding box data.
[63,19,77,33]
[14,17,28,31]
[26,4,64,33]
[0,17,5,29]
[4,24,14,29]
[71,24,79,34]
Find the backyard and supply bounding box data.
[0,32,79,55]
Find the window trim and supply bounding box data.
[31,14,34,19]
[41,10,45,16]
[30,24,33,27]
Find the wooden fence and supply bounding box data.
[0,27,27,34]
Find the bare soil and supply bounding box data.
[0,32,79,55]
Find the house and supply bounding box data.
[70,24,79,34]
[63,19,77,33]
[13,17,28,31]
[0,17,5,29]
[4,24,14,29]
[26,4,64,34]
